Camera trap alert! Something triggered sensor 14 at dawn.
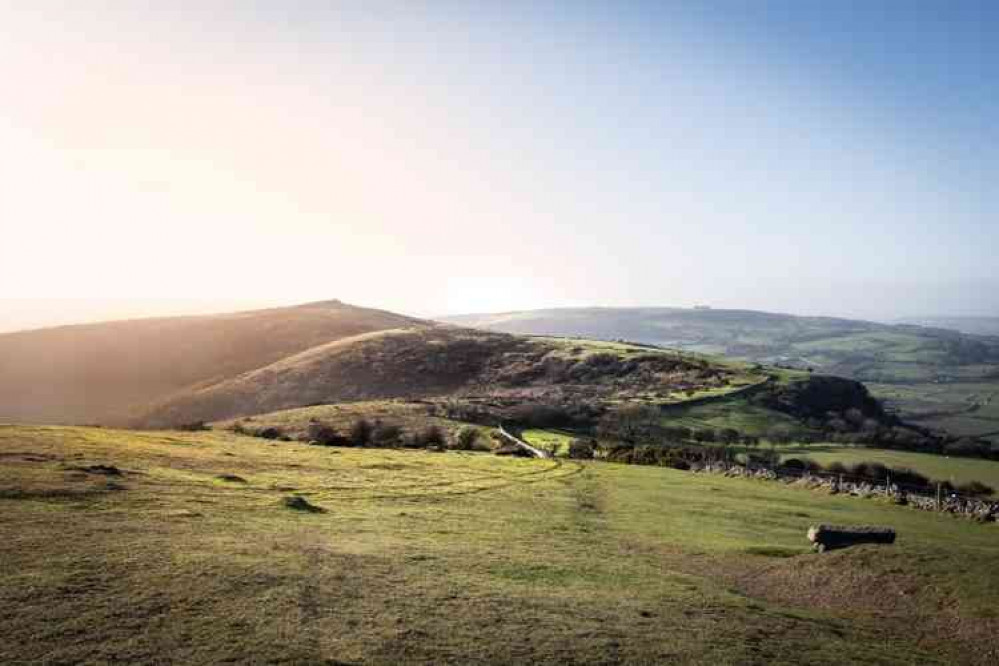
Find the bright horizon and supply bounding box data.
[3,2,998,329]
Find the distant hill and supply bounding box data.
[137,328,765,427]
[897,316,999,337]
[443,307,999,382]
[0,300,424,425]
[443,307,999,442]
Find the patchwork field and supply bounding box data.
[870,382,999,443]
[2,425,997,664]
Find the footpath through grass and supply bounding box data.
[1,425,997,664]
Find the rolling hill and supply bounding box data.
[444,307,999,442]
[136,328,766,427]
[0,300,423,426]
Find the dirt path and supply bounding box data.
[497,425,550,458]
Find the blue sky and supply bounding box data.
[1,1,996,329]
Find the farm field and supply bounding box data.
[2,425,997,664]
[521,428,576,456]
[660,396,814,438]
[772,442,999,490]
[870,382,999,443]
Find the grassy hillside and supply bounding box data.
[444,307,999,439]
[138,329,766,428]
[0,300,424,426]
[2,425,996,664]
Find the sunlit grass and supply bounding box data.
[1,425,996,664]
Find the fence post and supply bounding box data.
[886,470,891,497]
[936,482,942,511]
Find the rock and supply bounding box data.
[808,524,896,552]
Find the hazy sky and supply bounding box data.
[2,1,997,330]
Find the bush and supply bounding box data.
[780,458,821,474]
[567,438,596,460]
[256,427,283,440]
[825,461,848,476]
[891,467,930,491]
[178,421,209,432]
[453,426,482,451]
[349,419,373,446]
[306,423,344,446]
[416,425,446,448]
[956,480,994,497]
[371,421,403,447]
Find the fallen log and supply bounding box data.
[807,524,896,552]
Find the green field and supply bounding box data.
[869,382,999,442]
[2,425,997,664]
[522,428,576,455]
[773,442,999,490]
[662,396,813,437]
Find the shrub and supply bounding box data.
[349,419,373,446]
[891,467,930,491]
[256,427,283,440]
[780,458,822,474]
[956,481,994,497]
[416,425,446,448]
[453,426,482,451]
[567,438,596,460]
[604,444,635,464]
[306,423,343,446]
[371,422,403,447]
[178,421,209,432]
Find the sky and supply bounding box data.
[2,1,997,331]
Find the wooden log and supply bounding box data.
[807,524,896,552]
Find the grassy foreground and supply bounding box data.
[2,425,997,665]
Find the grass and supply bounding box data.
[216,399,488,442]
[773,441,999,490]
[522,429,577,456]
[1,425,997,664]
[663,396,813,437]
[869,381,999,441]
